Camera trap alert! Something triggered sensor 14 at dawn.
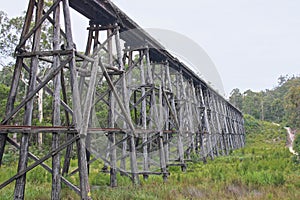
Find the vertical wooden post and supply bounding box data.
[107,28,117,187]
[158,86,168,181]
[163,63,171,164]
[109,131,117,187]
[226,105,234,150]
[62,0,90,199]
[192,85,202,156]
[140,50,149,180]
[197,86,206,159]
[216,98,228,155]
[186,80,195,159]
[175,72,185,169]
[51,0,61,199]
[205,90,218,157]
[120,49,131,174]
[0,0,35,167]
[115,26,124,71]
[61,69,72,175]
[212,94,224,155]
[221,102,230,155]
[199,87,214,160]
[14,1,43,199]
[114,26,139,184]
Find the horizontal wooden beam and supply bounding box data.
[17,49,73,58]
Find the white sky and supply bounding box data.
[2,0,300,96]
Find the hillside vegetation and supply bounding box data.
[1,115,299,200]
[229,75,300,129]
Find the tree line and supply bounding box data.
[229,75,300,129]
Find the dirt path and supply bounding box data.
[285,127,298,155]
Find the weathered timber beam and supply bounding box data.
[0,125,76,133]
[75,51,95,63]
[17,49,73,58]
[52,3,63,197]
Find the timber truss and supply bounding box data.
[0,0,245,199]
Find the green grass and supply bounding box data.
[1,115,300,199]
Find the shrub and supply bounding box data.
[294,134,300,155]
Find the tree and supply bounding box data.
[229,88,243,110]
[242,90,262,119]
[229,75,300,125]
[278,75,288,86]
[284,85,300,128]
[294,134,300,155]
[0,11,24,67]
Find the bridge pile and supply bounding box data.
[0,0,245,199]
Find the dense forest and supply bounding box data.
[229,75,300,130]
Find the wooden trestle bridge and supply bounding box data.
[0,0,245,199]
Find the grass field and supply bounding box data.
[0,115,299,199]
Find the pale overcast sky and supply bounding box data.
[2,0,300,96]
